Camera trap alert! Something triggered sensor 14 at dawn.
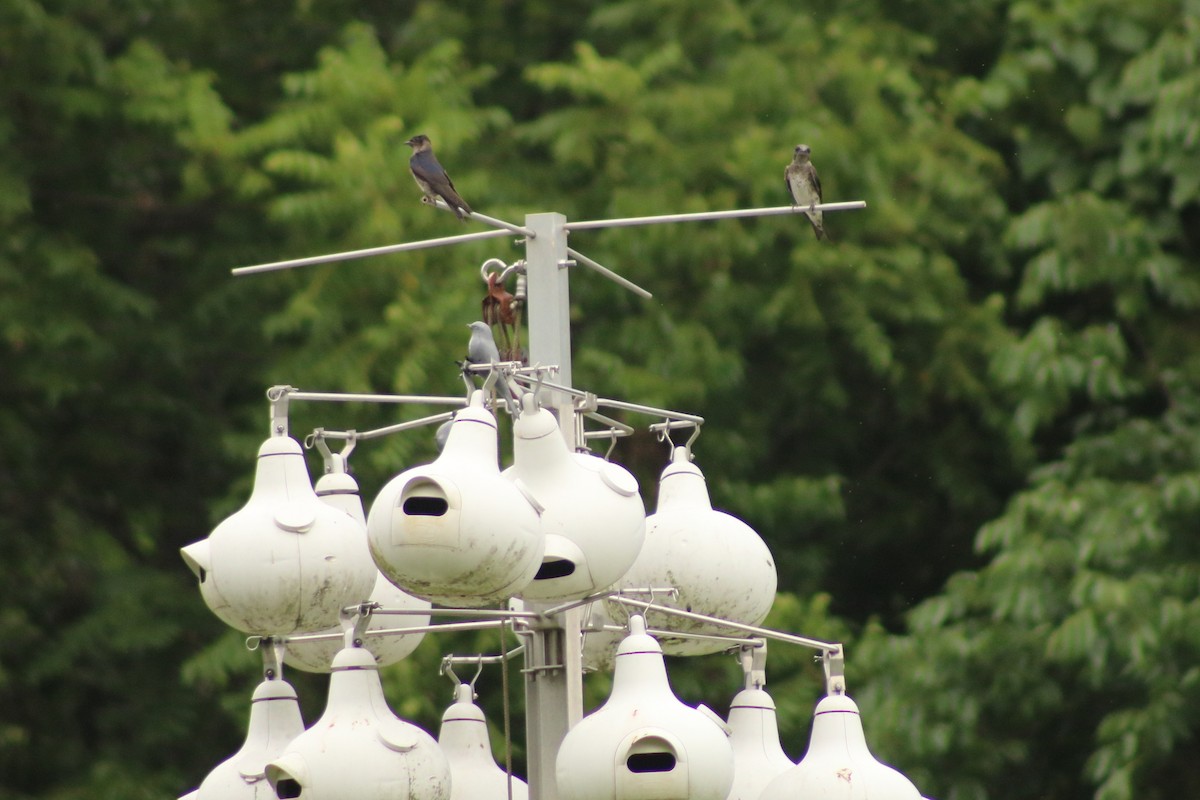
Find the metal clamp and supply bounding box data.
[823,644,846,695]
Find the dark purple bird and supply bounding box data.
[405,134,472,221]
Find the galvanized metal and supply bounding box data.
[564,247,653,299]
[565,200,868,231]
[233,227,519,275]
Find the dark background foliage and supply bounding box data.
[2,1,1197,798]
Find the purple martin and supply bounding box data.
[405,134,472,221]
[785,144,827,241]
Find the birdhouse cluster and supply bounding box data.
[181,188,927,800]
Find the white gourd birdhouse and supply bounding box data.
[185,677,305,800]
[724,687,793,800]
[265,646,450,800]
[180,435,376,636]
[438,684,529,800]
[758,694,923,800]
[283,469,430,673]
[555,616,733,800]
[507,397,645,602]
[619,447,776,656]
[366,392,543,607]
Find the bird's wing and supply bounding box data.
[410,151,451,190]
[808,164,822,201]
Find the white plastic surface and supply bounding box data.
[283,471,430,672]
[506,401,645,602]
[724,687,793,800]
[618,447,776,657]
[438,684,528,800]
[187,678,305,800]
[556,617,733,800]
[265,647,450,800]
[367,393,543,606]
[758,694,923,800]
[181,435,375,636]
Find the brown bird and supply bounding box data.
[405,134,472,220]
[785,144,827,241]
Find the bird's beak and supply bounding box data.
[404,138,416,147]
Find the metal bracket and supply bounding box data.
[739,641,768,690]
[266,385,294,436]
[340,602,378,649]
[823,644,847,695]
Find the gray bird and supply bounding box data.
[466,320,501,366]
[785,144,827,241]
[405,134,472,221]
[465,321,521,410]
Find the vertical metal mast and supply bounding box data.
[520,212,585,800]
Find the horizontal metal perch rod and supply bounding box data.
[442,645,526,669]
[232,227,519,276]
[586,624,762,649]
[309,410,456,444]
[539,587,679,618]
[565,200,867,231]
[609,595,840,653]
[564,247,652,299]
[425,196,536,238]
[282,389,465,406]
[363,606,543,620]
[598,397,705,426]
[510,375,705,427]
[278,619,510,645]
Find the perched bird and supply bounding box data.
[785,143,827,241]
[405,134,472,220]
[465,321,521,410]
[466,320,501,366]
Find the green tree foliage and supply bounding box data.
[3,1,1198,798]
[846,2,1200,799]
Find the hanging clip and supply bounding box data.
[307,429,357,474]
[823,644,847,695]
[604,428,619,461]
[266,385,294,437]
[257,636,289,681]
[683,423,701,460]
[339,602,377,649]
[738,642,768,690]
[441,655,486,701]
[655,423,674,448]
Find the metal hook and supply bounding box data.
[656,423,674,448]
[441,656,461,686]
[480,257,508,282]
[307,429,357,473]
[499,259,525,283]
[683,423,701,459]
[470,657,485,692]
[266,385,293,436]
[604,429,619,461]
[307,429,330,457]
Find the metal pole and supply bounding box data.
[521,212,584,800]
